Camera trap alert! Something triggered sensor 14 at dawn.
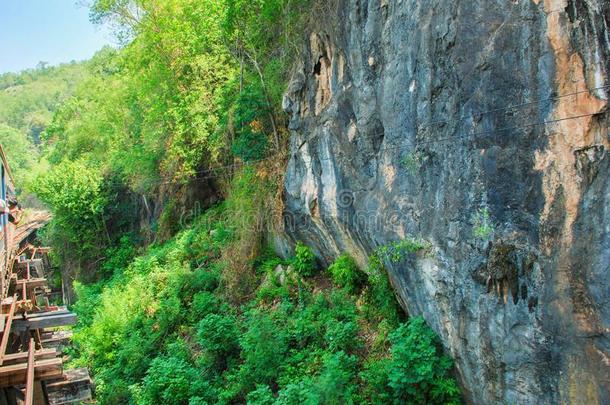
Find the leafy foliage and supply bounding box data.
[292,242,318,277]
[386,317,461,404]
[401,151,426,175]
[328,254,365,292]
[70,193,461,403]
[31,160,107,262]
[473,207,494,240]
[13,0,314,276]
[375,237,430,263]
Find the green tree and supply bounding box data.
[31,160,107,261]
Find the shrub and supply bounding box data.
[189,291,221,323]
[100,234,136,278]
[473,207,494,240]
[375,237,429,263]
[276,379,314,404]
[238,311,289,388]
[360,357,392,404]
[363,255,404,326]
[324,320,361,353]
[387,317,461,404]
[232,128,269,162]
[328,254,365,292]
[196,314,241,371]
[292,242,318,277]
[246,385,275,405]
[186,266,221,294]
[257,283,290,303]
[401,151,426,175]
[140,355,210,405]
[307,351,358,404]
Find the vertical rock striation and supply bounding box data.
[280,0,609,403]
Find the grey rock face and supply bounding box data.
[280,1,609,403]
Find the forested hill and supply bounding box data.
[0,60,90,196]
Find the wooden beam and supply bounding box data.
[40,330,72,340]
[25,338,34,405]
[12,312,77,332]
[14,278,48,289]
[40,330,72,351]
[0,358,62,377]
[0,295,17,365]
[45,368,93,405]
[1,348,57,364]
[0,357,63,387]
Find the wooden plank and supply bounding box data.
[14,279,48,289]
[1,348,56,364]
[47,382,92,405]
[45,368,93,405]
[0,358,62,377]
[40,331,72,352]
[25,338,34,405]
[23,308,71,319]
[0,295,17,365]
[40,330,72,343]
[11,313,77,333]
[0,358,63,387]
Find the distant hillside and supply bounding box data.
[0,60,89,142]
[0,58,92,196]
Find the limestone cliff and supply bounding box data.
[279,0,609,403]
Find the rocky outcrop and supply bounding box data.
[280,0,609,403]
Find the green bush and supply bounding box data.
[328,254,365,292]
[363,254,404,326]
[292,242,318,277]
[232,128,269,162]
[31,159,107,260]
[246,385,275,405]
[375,237,429,263]
[196,314,241,371]
[401,151,425,175]
[189,291,221,322]
[324,320,361,353]
[387,317,461,404]
[473,207,494,240]
[100,235,136,278]
[140,355,211,405]
[308,351,358,404]
[238,311,289,388]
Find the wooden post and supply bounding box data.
[0,295,16,365]
[25,338,34,405]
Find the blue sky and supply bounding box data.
[0,0,114,73]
